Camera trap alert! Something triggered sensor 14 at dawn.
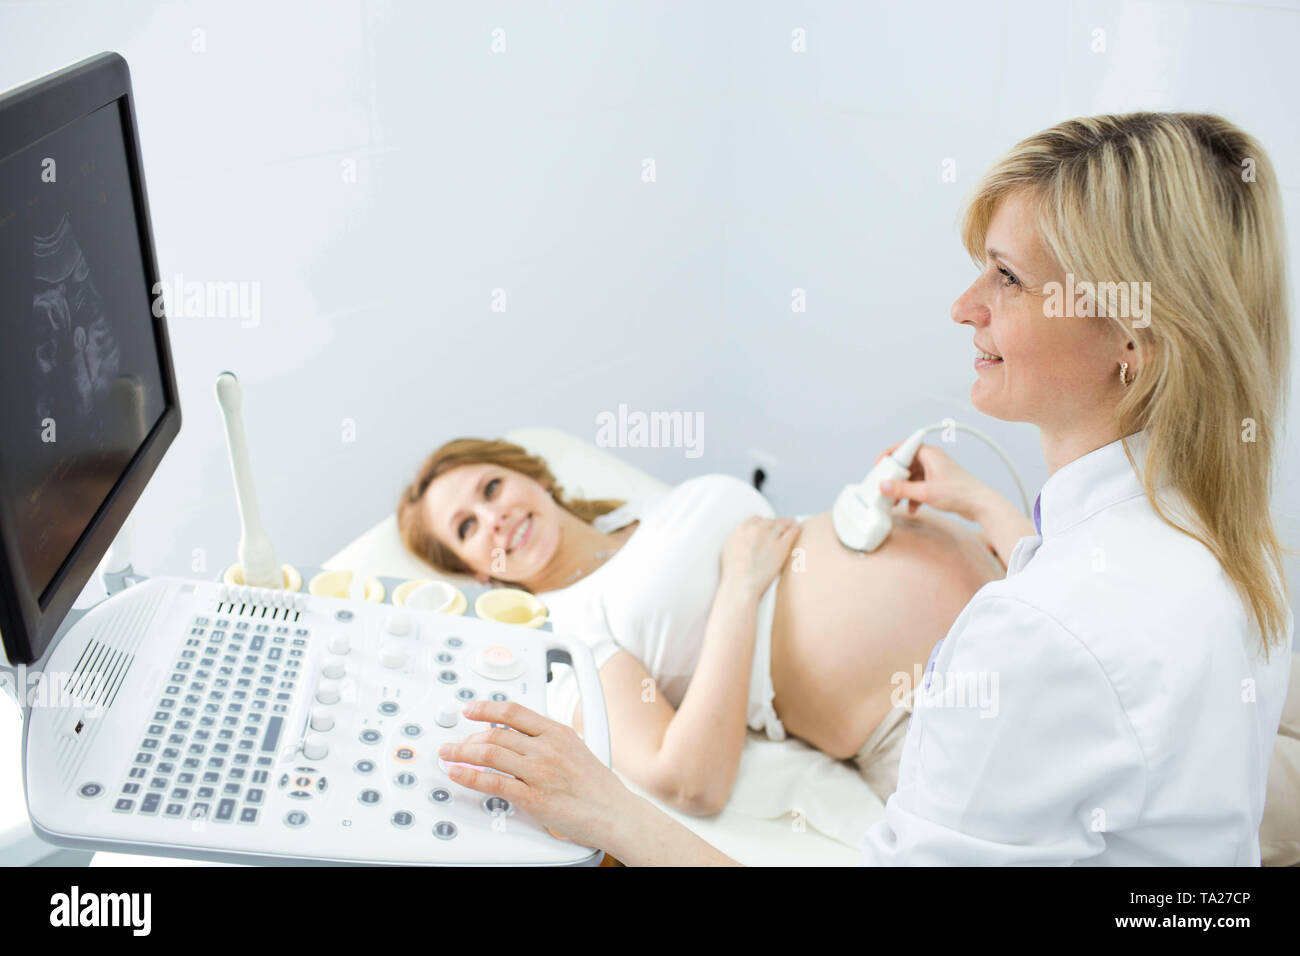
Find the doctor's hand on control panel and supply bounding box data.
[438,700,641,855]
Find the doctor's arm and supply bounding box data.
[861,596,1146,865]
[440,699,741,865]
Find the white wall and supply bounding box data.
[0,0,1297,607]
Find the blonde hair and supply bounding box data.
[961,112,1292,655]
[396,437,624,583]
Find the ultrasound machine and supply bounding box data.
[0,53,610,866]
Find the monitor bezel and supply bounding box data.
[0,52,181,666]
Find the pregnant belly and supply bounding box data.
[769,510,1005,758]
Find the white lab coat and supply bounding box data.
[861,431,1293,865]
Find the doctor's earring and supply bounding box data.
[1119,341,1138,387]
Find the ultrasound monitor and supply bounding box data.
[0,52,180,667]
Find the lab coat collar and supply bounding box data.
[1006,430,1164,576]
[1037,430,1159,541]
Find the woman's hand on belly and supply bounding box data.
[720,516,801,599]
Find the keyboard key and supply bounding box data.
[261,716,283,753]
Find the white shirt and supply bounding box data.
[861,432,1293,865]
[543,475,776,731]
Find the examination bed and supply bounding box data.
[312,426,882,866]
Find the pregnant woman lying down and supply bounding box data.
[397,438,1031,815]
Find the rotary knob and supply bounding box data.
[436,704,460,728]
[302,735,329,761]
[381,646,408,669]
[328,632,351,655]
[321,657,347,680]
[385,611,412,637]
[469,645,525,681]
[316,681,341,705]
[310,707,335,732]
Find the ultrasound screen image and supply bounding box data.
[0,101,166,603]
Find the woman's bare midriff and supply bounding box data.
[769,510,1005,759]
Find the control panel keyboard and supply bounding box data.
[25,576,608,866]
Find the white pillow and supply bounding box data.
[322,426,672,581]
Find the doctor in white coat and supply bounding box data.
[439,112,1295,866]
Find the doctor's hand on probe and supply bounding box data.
[438,700,739,866]
[876,442,1034,569]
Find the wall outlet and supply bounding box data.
[746,447,781,494]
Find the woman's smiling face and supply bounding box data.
[422,463,564,583]
[950,190,1127,431]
